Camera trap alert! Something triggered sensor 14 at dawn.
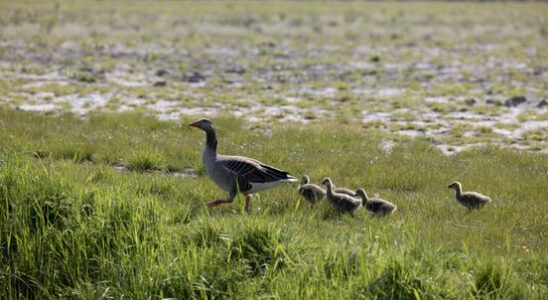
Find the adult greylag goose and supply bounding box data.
[448,181,491,209]
[297,175,326,205]
[189,118,297,213]
[321,177,362,214]
[355,188,397,216]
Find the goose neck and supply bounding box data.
[454,185,462,199]
[205,128,218,154]
[355,191,366,206]
[325,183,333,195]
[361,193,368,205]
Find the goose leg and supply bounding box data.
[206,197,234,208]
[207,191,236,208]
[244,194,252,214]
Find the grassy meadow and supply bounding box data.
[1,109,547,299]
[1,1,547,299]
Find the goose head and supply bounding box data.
[189,118,215,132]
[448,181,461,190]
[300,175,310,184]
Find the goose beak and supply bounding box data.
[189,121,200,128]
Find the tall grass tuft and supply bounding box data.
[0,154,164,298]
[472,261,522,299]
[127,148,166,172]
[230,222,290,275]
[366,262,428,300]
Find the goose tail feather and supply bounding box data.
[285,175,298,182]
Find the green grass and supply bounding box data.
[1,109,547,299]
[0,0,547,298]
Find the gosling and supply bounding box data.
[334,186,357,197]
[321,177,362,213]
[448,181,491,209]
[355,188,397,216]
[323,177,356,196]
[298,175,326,205]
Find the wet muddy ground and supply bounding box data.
[1,1,546,154]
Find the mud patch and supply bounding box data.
[0,1,546,155]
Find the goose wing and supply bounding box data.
[219,155,296,191]
[366,199,386,212]
[461,192,491,206]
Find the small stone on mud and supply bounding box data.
[338,95,351,103]
[225,66,246,75]
[183,71,206,83]
[370,55,381,62]
[73,72,100,83]
[465,98,476,106]
[243,16,256,27]
[504,96,527,107]
[114,164,129,172]
[485,99,500,106]
[175,167,197,178]
[153,81,167,87]
[260,41,276,48]
[156,69,168,77]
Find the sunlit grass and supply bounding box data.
[0,0,547,298]
[0,109,546,298]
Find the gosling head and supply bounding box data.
[189,118,215,132]
[300,175,310,184]
[448,181,462,190]
[321,177,332,187]
[355,188,368,199]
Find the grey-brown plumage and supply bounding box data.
[448,181,491,209]
[355,188,397,216]
[334,186,356,197]
[321,177,362,213]
[297,175,326,205]
[190,118,297,213]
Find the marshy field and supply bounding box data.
[1,1,547,299]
